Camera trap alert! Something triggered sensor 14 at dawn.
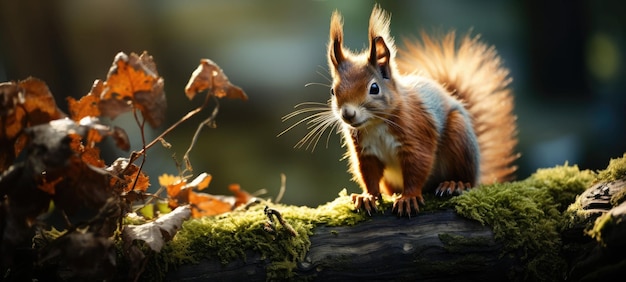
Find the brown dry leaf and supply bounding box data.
[18,78,67,124]
[0,77,66,171]
[69,133,106,168]
[20,118,130,211]
[161,174,186,208]
[38,176,63,195]
[189,192,232,218]
[67,80,103,121]
[159,173,254,218]
[184,59,248,101]
[183,172,212,191]
[107,158,150,193]
[99,51,166,128]
[158,173,180,187]
[0,81,23,140]
[123,205,191,252]
[110,126,130,151]
[160,174,183,198]
[229,183,253,207]
[123,167,150,193]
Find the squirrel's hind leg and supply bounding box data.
[433,109,480,196]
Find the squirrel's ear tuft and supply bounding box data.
[368,6,394,79]
[329,11,345,68]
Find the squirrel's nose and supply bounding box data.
[341,107,356,122]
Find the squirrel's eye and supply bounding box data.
[330,88,335,96]
[369,83,380,95]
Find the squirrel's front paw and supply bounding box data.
[435,181,472,196]
[351,193,378,216]
[393,194,424,217]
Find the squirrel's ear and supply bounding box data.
[368,5,394,79]
[369,36,391,79]
[329,11,345,68]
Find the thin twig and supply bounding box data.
[182,96,220,173]
[128,92,213,165]
[275,173,286,204]
[129,108,147,191]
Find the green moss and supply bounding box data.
[596,153,626,182]
[586,211,613,245]
[525,163,596,211]
[563,154,626,237]
[144,155,626,280]
[156,189,372,280]
[451,163,594,281]
[610,187,626,207]
[598,153,626,207]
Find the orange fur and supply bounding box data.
[397,32,519,184]
[327,5,518,215]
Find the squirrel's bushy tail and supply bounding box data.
[397,32,519,184]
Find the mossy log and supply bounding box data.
[564,179,626,280]
[161,157,626,282]
[166,209,515,281]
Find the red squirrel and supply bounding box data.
[284,5,518,216]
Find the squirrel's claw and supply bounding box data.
[393,195,424,217]
[435,181,471,196]
[351,193,378,216]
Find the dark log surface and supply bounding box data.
[166,210,518,281]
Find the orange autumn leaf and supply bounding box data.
[68,133,105,168]
[160,174,186,207]
[123,166,150,193]
[18,78,67,125]
[159,174,184,197]
[189,192,231,218]
[38,176,63,195]
[99,51,166,128]
[158,173,180,187]
[183,172,212,191]
[67,80,103,121]
[107,158,150,193]
[158,173,253,218]
[0,77,66,171]
[229,183,253,208]
[184,59,248,101]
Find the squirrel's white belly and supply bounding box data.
[360,123,404,188]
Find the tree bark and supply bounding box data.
[166,210,517,281]
[166,180,626,281]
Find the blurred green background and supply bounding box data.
[1,0,624,207]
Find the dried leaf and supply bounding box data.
[99,51,166,128]
[123,205,191,252]
[22,118,124,214]
[184,59,248,101]
[183,172,212,191]
[111,125,130,151]
[0,78,66,171]
[38,176,63,195]
[69,133,105,168]
[158,173,181,187]
[159,173,252,218]
[107,158,150,193]
[189,192,232,218]
[161,174,186,208]
[17,78,67,125]
[67,80,103,121]
[229,183,253,207]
